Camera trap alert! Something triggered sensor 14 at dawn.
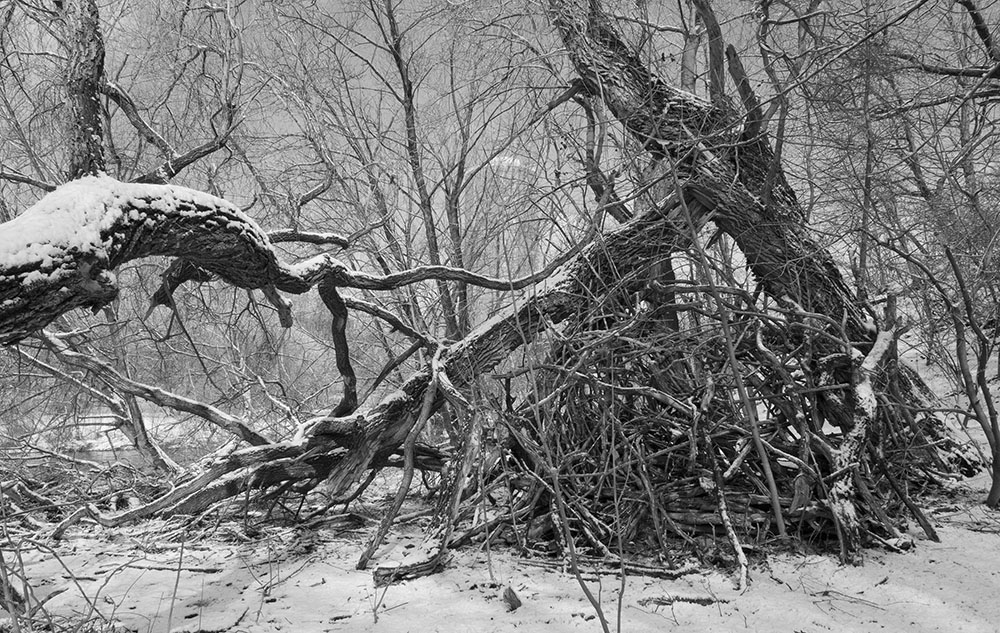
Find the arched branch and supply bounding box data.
[288,238,588,293]
[0,175,316,344]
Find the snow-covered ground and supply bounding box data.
[4,344,998,632]
[6,469,999,633]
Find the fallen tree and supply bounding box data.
[0,0,984,581]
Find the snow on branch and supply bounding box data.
[0,175,310,343]
[0,175,584,346]
[288,242,585,293]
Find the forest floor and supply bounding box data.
[5,468,1000,633]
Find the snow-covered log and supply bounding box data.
[0,175,315,344]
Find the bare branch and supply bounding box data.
[40,330,270,446]
[609,13,685,34]
[576,94,631,223]
[63,0,105,178]
[0,166,56,191]
[147,259,215,316]
[134,124,236,184]
[382,0,459,336]
[726,44,763,139]
[954,0,1000,62]
[343,297,430,345]
[690,0,726,104]
[101,80,174,157]
[291,235,590,293]
[891,52,1000,78]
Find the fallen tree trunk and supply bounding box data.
[0,161,708,501]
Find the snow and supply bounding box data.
[8,472,1000,633]
[0,177,120,272]
[285,253,347,281]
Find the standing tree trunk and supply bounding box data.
[63,0,106,179]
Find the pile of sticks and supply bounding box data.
[492,295,977,565]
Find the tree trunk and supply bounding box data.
[545,0,872,345]
[63,0,106,179]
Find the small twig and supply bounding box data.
[705,434,749,591]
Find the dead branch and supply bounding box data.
[38,330,270,446]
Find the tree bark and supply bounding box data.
[545,0,872,345]
[63,0,106,179]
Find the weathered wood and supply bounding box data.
[546,0,873,345]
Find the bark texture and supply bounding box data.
[63,0,106,179]
[0,176,312,344]
[546,0,872,344]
